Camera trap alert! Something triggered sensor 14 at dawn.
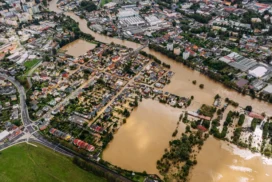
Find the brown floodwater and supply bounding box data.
[48,1,272,181]
[60,39,96,57]
[191,137,272,182]
[103,99,184,175]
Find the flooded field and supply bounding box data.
[190,137,272,182]
[60,39,96,57]
[103,99,184,175]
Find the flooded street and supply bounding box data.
[103,99,184,175]
[60,39,96,57]
[48,1,272,181]
[191,137,272,182]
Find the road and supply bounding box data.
[0,41,148,181]
[26,60,42,89]
[0,73,133,181]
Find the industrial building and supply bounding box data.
[117,8,138,19]
[119,16,146,27]
[263,84,272,94]
[219,52,257,72]
[145,15,163,26]
[248,65,268,78]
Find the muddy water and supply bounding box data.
[61,39,96,57]
[103,99,184,175]
[191,137,272,182]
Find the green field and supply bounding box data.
[24,59,40,72]
[0,143,106,182]
[100,0,112,7]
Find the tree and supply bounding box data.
[43,55,50,62]
[172,21,176,27]
[134,96,138,107]
[52,48,57,55]
[251,118,259,131]
[185,125,191,133]
[80,1,97,12]
[214,94,220,100]
[238,114,245,126]
[42,0,47,6]
[199,84,204,89]
[245,105,252,112]
[192,80,197,85]
[123,108,130,117]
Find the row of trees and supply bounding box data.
[139,51,171,68]
[73,157,129,182]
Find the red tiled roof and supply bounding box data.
[197,125,208,132]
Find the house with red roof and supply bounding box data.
[87,145,95,152]
[62,72,69,78]
[197,125,208,132]
[249,112,264,120]
[112,56,121,62]
[73,139,95,151]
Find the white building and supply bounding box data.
[0,130,10,142]
[119,16,145,27]
[263,84,272,94]
[104,2,117,9]
[248,66,268,78]
[167,43,173,51]
[183,51,190,60]
[117,9,138,19]
[145,15,162,26]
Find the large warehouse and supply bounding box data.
[145,15,162,26]
[219,52,257,72]
[119,16,146,27]
[248,66,268,78]
[117,9,138,19]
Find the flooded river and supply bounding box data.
[103,99,184,176]
[48,1,272,181]
[60,39,96,57]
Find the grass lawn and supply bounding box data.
[0,143,106,182]
[100,0,111,7]
[24,59,41,73]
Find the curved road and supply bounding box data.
[0,73,133,181]
[0,73,73,156]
